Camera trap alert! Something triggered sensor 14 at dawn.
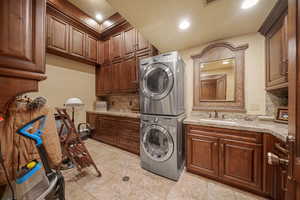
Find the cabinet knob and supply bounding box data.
[214,142,218,147]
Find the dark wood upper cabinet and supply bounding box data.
[120,57,137,91]
[103,39,111,64]
[47,14,69,54]
[86,34,98,62]
[265,14,288,90]
[0,0,46,114]
[96,65,111,96]
[187,134,219,178]
[259,0,288,91]
[123,27,136,58]
[136,31,151,53]
[111,62,121,92]
[0,0,46,74]
[69,25,85,58]
[110,32,123,61]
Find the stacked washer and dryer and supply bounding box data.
[139,51,185,181]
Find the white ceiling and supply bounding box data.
[68,0,116,22]
[106,0,277,52]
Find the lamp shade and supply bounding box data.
[65,98,84,107]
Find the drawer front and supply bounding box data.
[187,125,262,144]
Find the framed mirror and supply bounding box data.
[192,43,248,112]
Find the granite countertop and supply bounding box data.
[87,110,140,118]
[184,116,288,142]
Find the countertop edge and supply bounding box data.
[86,110,140,118]
[183,120,288,142]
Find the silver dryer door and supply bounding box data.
[142,125,174,162]
[141,63,174,100]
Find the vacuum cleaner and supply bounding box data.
[1,115,65,200]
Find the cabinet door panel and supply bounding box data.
[219,139,262,191]
[0,0,45,73]
[123,27,136,58]
[48,15,69,54]
[69,26,85,58]
[111,62,121,92]
[94,118,116,145]
[96,65,111,95]
[86,34,97,62]
[266,13,288,89]
[136,31,151,53]
[187,134,219,178]
[136,52,151,86]
[120,57,137,91]
[110,32,123,61]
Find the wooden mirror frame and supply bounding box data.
[192,42,248,112]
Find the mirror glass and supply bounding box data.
[199,58,235,101]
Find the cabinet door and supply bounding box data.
[0,0,46,73]
[96,65,111,95]
[123,27,136,58]
[99,39,110,65]
[86,34,98,62]
[266,14,288,89]
[47,15,69,54]
[86,112,97,129]
[120,57,137,91]
[110,32,123,61]
[136,31,151,53]
[111,62,121,92]
[187,134,219,178]
[69,26,85,58]
[136,52,152,86]
[117,121,140,154]
[219,139,262,191]
[94,117,116,145]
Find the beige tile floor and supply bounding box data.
[62,139,268,200]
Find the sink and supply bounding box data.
[199,119,238,126]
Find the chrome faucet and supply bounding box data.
[213,110,218,118]
[209,110,218,119]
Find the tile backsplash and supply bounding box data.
[100,95,140,112]
[265,91,288,117]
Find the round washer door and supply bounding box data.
[142,125,174,162]
[141,63,174,100]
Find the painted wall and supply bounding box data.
[180,33,266,115]
[29,54,96,125]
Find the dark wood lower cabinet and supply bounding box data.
[187,134,219,178]
[87,113,140,154]
[219,139,262,191]
[186,125,269,197]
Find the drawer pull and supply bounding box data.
[267,152,289,166]
[275,143,289,155]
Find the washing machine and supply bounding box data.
[139,51,185,116]
[140,114,185,181]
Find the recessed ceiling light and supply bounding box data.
[222,60,230,65]
[179,20,190,30]
[96,14,103,21]
[241,0,259,9]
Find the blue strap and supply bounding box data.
[17,115,46,146]
[16,162,42,184]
